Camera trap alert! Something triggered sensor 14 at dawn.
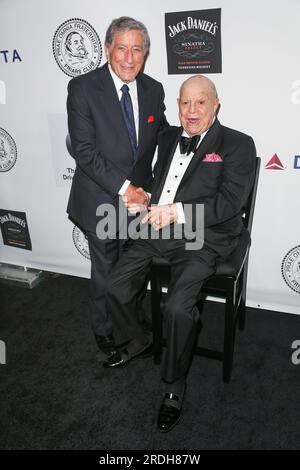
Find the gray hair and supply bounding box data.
[105,16,150,54]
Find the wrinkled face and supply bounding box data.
[105,30,146,83]
[178,79,219,136]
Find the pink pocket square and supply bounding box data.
[202,153,223,162]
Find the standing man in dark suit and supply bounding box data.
[66,17,167,361]
[104,75,256,432]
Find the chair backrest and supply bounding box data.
[242,157,261,234]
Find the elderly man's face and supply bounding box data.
[105,30,146,83]
[178,78,219,136]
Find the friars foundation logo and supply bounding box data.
[72,226,90,260]
[281,246,300,294]
[53,18,102,77]
[0,128,17,172]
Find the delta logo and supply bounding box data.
[265,154,285,170]
[293,155,300,169]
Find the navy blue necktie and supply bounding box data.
[120,84,137,159]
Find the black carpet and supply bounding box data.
[0,273,299,450]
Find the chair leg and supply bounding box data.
[223,286,235,383]
[238,261,249,331]
[150,268,163,364]
[238,301,246,331]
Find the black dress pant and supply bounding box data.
[106,237,217,383]
[87,231,120,336]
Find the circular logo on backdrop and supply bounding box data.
[0,128,17,172]
[281,246,300,294]
[72,226,90,260]
[53,18,102,77]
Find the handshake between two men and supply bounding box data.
[122,183,178,231]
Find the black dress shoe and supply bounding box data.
[102,350,124,368]
[95,334,118,359]
[103,343,153,368]
[157,387,186,432]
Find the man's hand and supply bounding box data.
[142,204,178,230]
[122,184,149,214]
[123,184,148,205]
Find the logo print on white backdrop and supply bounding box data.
[281,246,300,294]
[0,80,6,104]
[72,226,90,260]
[53,18,102,77]
[165,9,222,74]
[293,156,300,169]
[264,154,285,170]
[0,128,17,172]
[291,80,300,105]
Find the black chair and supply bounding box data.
[150,157,261,383]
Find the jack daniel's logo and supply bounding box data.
[168,17,219,38]
[165,9,222,75]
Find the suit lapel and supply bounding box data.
[95,63,120,110]
[94,63,133,148]
[136,75,147,158]
[151,127,181,203]
[96,66,149,162]
[176,118,223,193]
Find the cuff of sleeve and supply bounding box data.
[176,202,185,224]
[118,179,131,196]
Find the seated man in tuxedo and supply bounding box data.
[103,75,257,432]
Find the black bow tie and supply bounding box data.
[179,135,201,155]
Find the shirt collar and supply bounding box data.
[108,63,136,93]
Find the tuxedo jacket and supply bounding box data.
[150,119,257,257]
[66,62,167,233]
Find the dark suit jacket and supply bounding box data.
[150,119,257,257]
[67,62,167,233]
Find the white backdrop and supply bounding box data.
[1,0,300,314]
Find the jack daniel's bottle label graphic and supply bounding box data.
[0,210,32,250]
[165,9,222,75]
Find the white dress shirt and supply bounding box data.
[158,128,210,224]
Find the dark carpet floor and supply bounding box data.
[0,273,299,450]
